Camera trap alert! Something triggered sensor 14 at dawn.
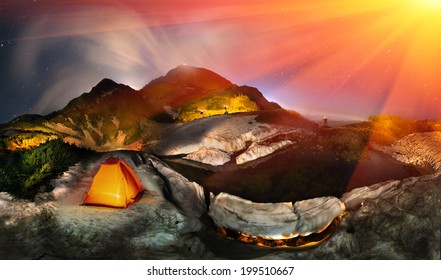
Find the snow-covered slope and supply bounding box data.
[155,113,315,166]
[235,140,292,165]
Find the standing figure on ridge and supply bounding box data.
[323,116,330,128]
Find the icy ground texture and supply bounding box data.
[388,131,441,172]
[271,173,441,259]
[235,140,292,165]
[0,151,210,259]
[209,193,344,239]
[205,173,439,259]
[183,147,231,166]
[155,114,312,166]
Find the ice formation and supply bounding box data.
[209,192,345,239]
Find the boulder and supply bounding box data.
[149,156,207,218]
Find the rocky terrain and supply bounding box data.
[388,131,441,172]
[0,135,440,259]
[0,152,209,259]
[1,66,440,259]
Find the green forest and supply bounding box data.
[0,139,91,199]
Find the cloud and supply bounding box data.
[12,3,239,115]
[11,1,439,120]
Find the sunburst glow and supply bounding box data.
[421,0,441,5]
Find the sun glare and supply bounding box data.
[424,0,441,4]
[410,0,441,10]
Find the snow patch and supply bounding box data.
[82,129,97,146]
[44,122,80,136]
[85,115,104,139]
[209,192,345,239]
[163,106,179,120]
[0,192,13,209]
[115,130,127,146]
[236,140,292,165]
[157,114,313,166]
[67,118,75,126]
[183,147,231,166]
[111,116,120,129]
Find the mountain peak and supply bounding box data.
[167,64,228,79]
[92,78,119,93]
[1,65,288,150]
[145,65,233,91]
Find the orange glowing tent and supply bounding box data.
[83,157,143,207]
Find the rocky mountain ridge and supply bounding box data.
[1,65,282,151]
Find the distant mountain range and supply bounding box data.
[0,65,292,150]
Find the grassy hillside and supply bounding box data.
[178,91,259,122]
[2,132,58,151]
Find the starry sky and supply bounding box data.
[1,0,440,123]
